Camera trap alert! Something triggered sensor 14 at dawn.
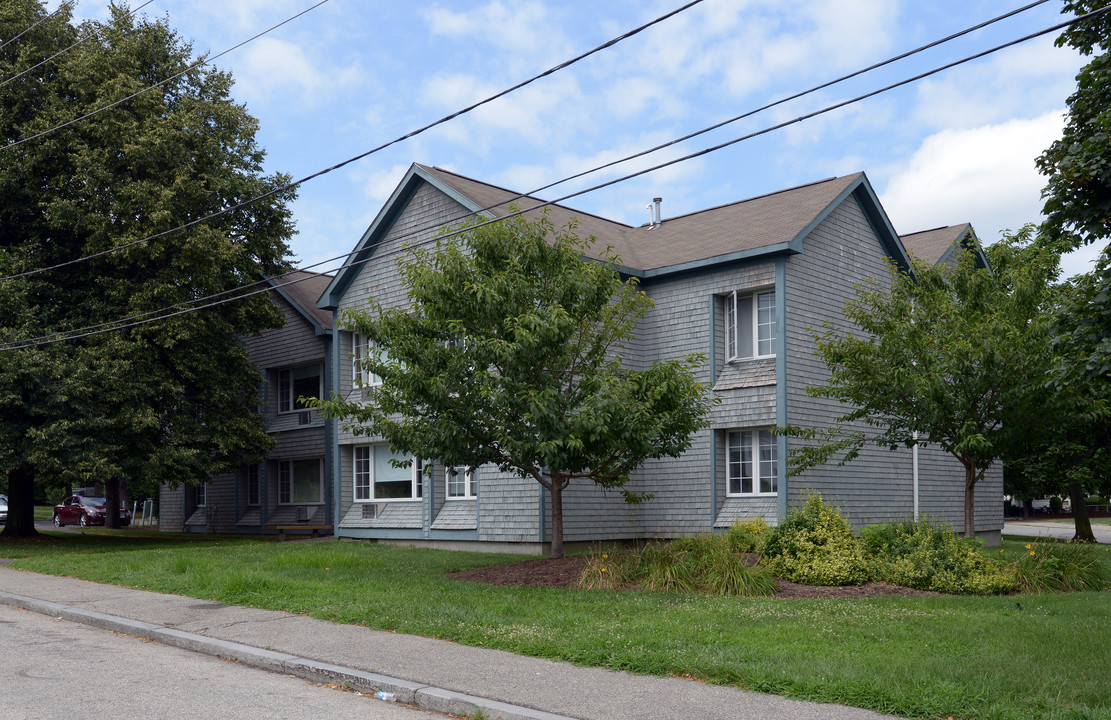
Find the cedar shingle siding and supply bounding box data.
[161,163,1002,546]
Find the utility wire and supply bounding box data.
[5,4,1107,353]
[0,0,76,52]
[0,0,708,281]
[0,0,156,88]
[1,0,333,152]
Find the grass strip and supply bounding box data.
[5,534,1110,720]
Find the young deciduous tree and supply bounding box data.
[317,213,714,558]
[787,237,1057,538]
[0,2,291,535]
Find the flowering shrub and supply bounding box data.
[861,518,1014,595]
[762,493,872,586]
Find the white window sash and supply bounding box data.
[725,429,777,497]
[725,289,775,361]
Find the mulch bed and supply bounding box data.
[447,555,938,598]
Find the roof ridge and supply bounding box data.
[640,173,856,226]
[425,164,634,230]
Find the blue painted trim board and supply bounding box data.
[775,255,788,521]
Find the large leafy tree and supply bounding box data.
[318,213,714,558]
[0,2,292,535]
[788,237,1057,538]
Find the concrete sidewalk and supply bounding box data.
[0,565,893,720]
[1002,519,1111,544]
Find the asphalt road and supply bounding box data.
[0,603,445,720]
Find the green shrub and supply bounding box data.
[1050,496,1064,512]
[1084,496,1108,505]
[863,518,1014,595]
[762,493,871,586]
[726,517,770,554]
[1011,540,1111,593]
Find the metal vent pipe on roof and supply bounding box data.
[653,197,662,228]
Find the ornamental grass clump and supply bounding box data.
[761,493,871,586]
[861,518,1014,595]
[576,535,775,596]
[1010,540,1110,594]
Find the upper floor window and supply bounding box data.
[196,482,208,508]
[352,333,384,389]
[278,365,321,413]
[447,466,478,499]
[725,289,776,361]
[726,429,777,496]
[353,445,423,501]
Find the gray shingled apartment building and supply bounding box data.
[162,163,1001,548]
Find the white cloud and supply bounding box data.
[910,37,1083,131]
[233,37,361,109]
[880,111,1064,242]
[422,1,558,57]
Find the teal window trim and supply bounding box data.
[775,255,788,520]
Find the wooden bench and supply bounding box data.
[265,525,333,539]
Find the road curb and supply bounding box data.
[0,590,575,720]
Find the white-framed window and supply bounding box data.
[278,458,323,504]
[278,365,321,413]
[726,429,777,496]
[246,464,260,506]
[196,482,208,508]
[725,289,776,361]
[447,466,478,499]
[353,445,422,501]
[352,333,386,389]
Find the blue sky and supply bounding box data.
[57,0,1100,276]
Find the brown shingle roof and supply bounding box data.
[900,224,971,266]
[419,165,862,272]
[279,270,333,329]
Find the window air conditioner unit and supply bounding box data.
[298,410,311,425]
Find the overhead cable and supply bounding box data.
[4,4,1106,352]
[0,0,156,89]
[0,0,708,281]
[1,0,333,152]
[0,0,76,52]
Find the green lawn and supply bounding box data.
[3,533,1109,720]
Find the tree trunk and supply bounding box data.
[104,476,121,529]
[548,476,565,559]
[1022,498,1034,519]
[1,464,39,538]
[963,463,977,539]
[1069,481,1095,542]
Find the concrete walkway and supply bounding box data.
[1002,519,1111,544]
[0,565,894,720]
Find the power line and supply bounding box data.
[1,0,333,152]
[5,4,1106,353]
[0,0,708,282]
[0,0,156,89]
[0,0,75,52]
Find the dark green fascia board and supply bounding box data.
[605,241,800,281]
[936,225,990,270]
[317,163,495,311]
[267,275,332,337]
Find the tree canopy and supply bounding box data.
[0,2,294,535]
[317,212,714,558]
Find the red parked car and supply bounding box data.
[53,496,131,527]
